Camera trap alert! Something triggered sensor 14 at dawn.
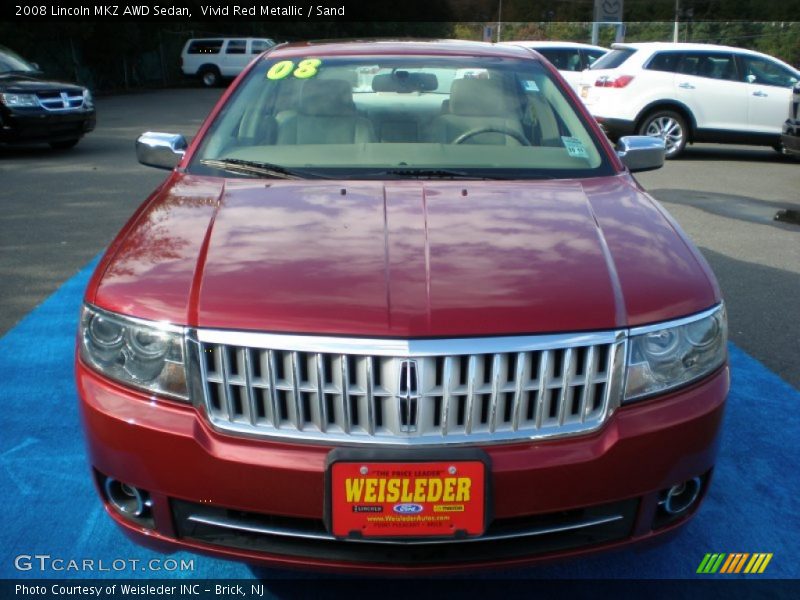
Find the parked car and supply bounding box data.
[78,40,729,574]
[579,42,800,157]
[501,41,608,90]
[0,45,95,149]
[181,37,275,87]
[781,80,800,156]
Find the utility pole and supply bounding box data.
[673,0,680,43]
[496,0,502,43]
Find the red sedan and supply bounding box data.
[76,40,728,574]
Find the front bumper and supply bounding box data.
[0,107,96,144]
[77,359,728,573]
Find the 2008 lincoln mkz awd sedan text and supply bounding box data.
[76,40,729,573]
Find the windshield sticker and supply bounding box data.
[561,136,589,159]
[522,80,539,92]
[266,58,322,80]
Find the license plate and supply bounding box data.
[329,460,486,538]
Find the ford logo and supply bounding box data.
[393,503,423,514]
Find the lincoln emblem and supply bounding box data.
[397,360,420,433]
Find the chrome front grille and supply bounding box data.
[35,91,85,111]
[191,331,625,445]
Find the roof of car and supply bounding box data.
[501,41,608,51]
[610,42,799,72]
[269,39,539,60]
[611,41,762,55]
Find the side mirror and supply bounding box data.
[136,132,187,170]
[616,136,665,172]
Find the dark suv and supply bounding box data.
[782,81,800,155]
[0,46,96,149]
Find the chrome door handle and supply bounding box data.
[678,82,695,89]
[752,90,768,97]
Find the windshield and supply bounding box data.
[191,54,612,179]
[0,47,38,74]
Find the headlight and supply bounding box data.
[624,304,727,402]
[1,93,38,107]
[82,89,93,108]
[79,304,188,401]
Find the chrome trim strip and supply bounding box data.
[511,352,525,431]
[290,351,303,430]
[85,303,186,334]
[340,354,351,435]
[365,356,376,436]
[557,347,573,426]
[197,339,214,416]
[464,355,477,435]
[489,353,502,434]
[267,350,280,429]
[186,513,624,546]
[440,356,454,436]
[579,345,596,423]
[535,350,549,430]
[219,346,234,422]
[194,329,623,356]
[193,414,620,446]
[628,304,723,336]
[244,348,257,426]
[315,353,327,433]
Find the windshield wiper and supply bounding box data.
[375,168,499,180]
[200,158,325,180]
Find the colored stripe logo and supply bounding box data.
[697,553,773,574]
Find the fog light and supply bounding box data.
[104,478,152,518]
[661,477,702,515]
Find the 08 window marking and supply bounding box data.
[266,58,322,80]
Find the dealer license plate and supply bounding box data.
[329,460,486,538]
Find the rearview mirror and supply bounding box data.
[136,132,187,170]
[616,136,665,172]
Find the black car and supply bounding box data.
[782,80,800,156]
[0,46,96,149]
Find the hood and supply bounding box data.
[91,173,717,336]
[0,73,85,93]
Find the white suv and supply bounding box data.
[579,42,800,157]
[181,38,275,87]
[501,41,608,90]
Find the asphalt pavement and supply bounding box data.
[0,88,797,388]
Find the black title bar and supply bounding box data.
[2,0,798,23]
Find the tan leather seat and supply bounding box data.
[276,79,375,144]
[427,79,526,145]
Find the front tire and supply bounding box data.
[638,110,688,159]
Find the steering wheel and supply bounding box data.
[453,127,531,146]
